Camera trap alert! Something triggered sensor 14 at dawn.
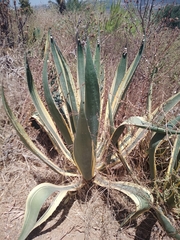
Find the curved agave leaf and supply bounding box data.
[149,115,180,180]
[99,64,105,118]
[147,66,158,118]
[2,87,77,177]
[110,47,127,104]
[26,57,72,161]
[167,134,180,176]
[61,57,79,131]
[103,39,141,142]
[152,92,180,123]
[95,174,154,226]
[50,37,72,129]
[154,207,180,239]
[108,97,115,135]
[95,94,113,165]
[124,117,180,134]
[119,92,180,159]
[100,49,132,158]
[97,117,131,170]
[73,102,95,181]
[18,182,82,240]
[111,36,145,118]
[118,93,180,157]
[50,37,78,131]
[77,39,85,104]
[31,112,74,160]
[43,37,74,146]
[149,133,166,180]
[166,115,180,177]
[96,134,110,164]
[85,39,100,147]
[50,36,73,103]
[94,39,101,81]
[105,116,180,172]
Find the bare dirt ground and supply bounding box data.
[0,158,173,240]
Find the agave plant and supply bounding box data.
[2,32,180,240]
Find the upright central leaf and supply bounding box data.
[85,40,100,148]
[73,102,95,181]
[77,39,85,104]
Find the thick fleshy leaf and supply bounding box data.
[119,92,180,158]
[96,135,109,163]
[149,132,166,180]
[149,115,180,180]
[167,134,180,176]
[85,39,100,147]
[147,66,158,117]
[61,57,79,131]
[2,87,77,177]
[50,37,78,131]
[31,112,74,163]
[110,48,127,103]
[108,97,115,135]
[26,57,72,161]
[77,39,85,104]
[152,92,180,123]
[124,116,180,134]
[94,39,101,81]
[106,116,180,171]
[50,37,71,102]
[95,174,154,226]
[103,46,127,151]
[103,128,147,173]
[154,207,180,239]
[50,36,72,129]
[43,36,73,146]
[111,116,180,156]
[18,182,81,240]
[111,37,145,118]
[166,115,180,176]
[111,124,126,147]
[73,102,95,181]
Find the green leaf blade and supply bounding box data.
[73,102,95,181]
[154,207,180,239]
[18,182,80,240]
[167,134,180,176]
[149,133,166,180]
[85,39,100,147]
[77,39,85,103]
[110,49,127,103]
[111,37,145,118]
[43,38,73,146]
[94,40,101,81]
[51,37,78,131]
[2,87,77,177]
[26,56,72,161]
[95,174,154,226]
[152,92,180,123]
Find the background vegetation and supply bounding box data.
[0,0,180,239]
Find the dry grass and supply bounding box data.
[0,5,180,240]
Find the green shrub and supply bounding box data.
[156,4,180,29]
[105,1,141,34]
[66,0,85,11]
[19,0,33,15]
